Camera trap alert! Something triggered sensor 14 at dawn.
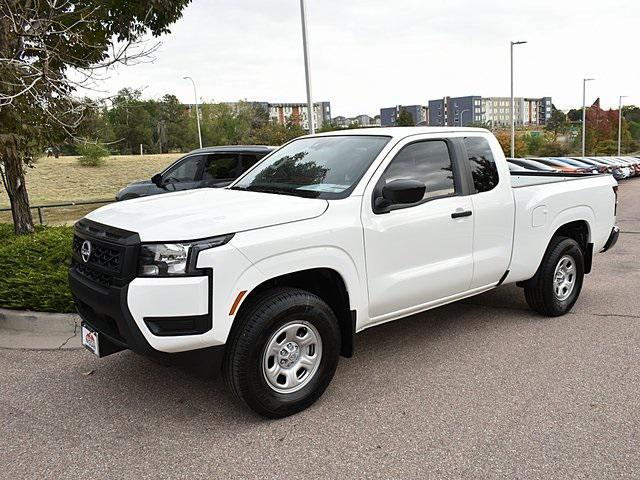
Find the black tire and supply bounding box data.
[524,236,585,317]
[223,287,341,418]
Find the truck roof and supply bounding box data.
[310,126,491,139]
[188,145,275,154]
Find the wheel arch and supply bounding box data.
[232,267,357,358]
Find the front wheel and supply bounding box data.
[524,236,585,317]
[223,287,341,418]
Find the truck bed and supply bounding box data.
[510,171,608,188]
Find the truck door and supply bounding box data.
[460,136,515,288]
[361,137,474,321]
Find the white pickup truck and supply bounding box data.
[70,127,619,417]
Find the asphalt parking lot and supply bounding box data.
[1,178,639,479]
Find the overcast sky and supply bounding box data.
[95,0,639,117]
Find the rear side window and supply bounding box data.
[241,153,266,172]
[382,140,455,201]
[463,137,499,193]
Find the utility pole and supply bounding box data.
[510,40,527,158]
[618,95,628,156]
[582,78,594,156]
[299,0,315,134]
[184,76,203,148]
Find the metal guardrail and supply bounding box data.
[0,199,114,225]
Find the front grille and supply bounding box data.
[72,237,122,272]
[72,262,112,288]
[72,219,140,288]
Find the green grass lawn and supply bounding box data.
[0,153,181,225]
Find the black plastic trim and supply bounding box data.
[496,270,510,286]
[601,226,620,252]
[584,243,594,274]
[339,310,356,358]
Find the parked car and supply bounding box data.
[71,127,619,417]
[615,157,639,176]
[528,157,583,173]
[115,145,275,201]
[548,157,599,174]
[509,158,561,172]
[590,158,630,180]
[568,157,612,175]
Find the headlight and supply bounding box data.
[138,234,234,276]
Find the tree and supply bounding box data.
[567,109,582,122]
[494,130,528,158]
[545,106,568,140]
[0,0,191,234]
[396,108,415,126]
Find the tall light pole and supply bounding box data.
[510,40,527,158]
[581,78,594,156]
[458,109,469,126]
[183,76,202,149]
[299,0,315,134]
[618,95,628,156]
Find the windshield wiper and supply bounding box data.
[229,184,318,198]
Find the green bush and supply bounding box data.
[77,142,109,167]
[0,224,75,313]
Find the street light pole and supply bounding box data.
[510,40,527,158]
[459,109,469,127]
[299,0,315,134]
[618,95,628,156]
[183,76,202,149]
[581,78,594,156]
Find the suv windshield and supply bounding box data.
[230,135,390,199]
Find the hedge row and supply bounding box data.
[0,224,75,313]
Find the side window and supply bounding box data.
[241,153,265,173]
[165,155,203,182]
[463,137,499,193]
[382,140,455,202]
[203,154,239,181]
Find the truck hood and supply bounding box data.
[86,188,329,242]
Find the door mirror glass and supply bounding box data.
[375,179,426,212]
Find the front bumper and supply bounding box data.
[69,219,224,377]
[601,226,620,252]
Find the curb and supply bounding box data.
[0,307,82,350]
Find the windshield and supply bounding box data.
[230,135,390,199]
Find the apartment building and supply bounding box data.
[380,105,429,127]
[428,96,552,127]
[268,102,332,130]
[332,114,378,128]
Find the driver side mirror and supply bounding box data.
[151,173,164,188]
[374,179,426,213]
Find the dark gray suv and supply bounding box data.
[115,145,275,201]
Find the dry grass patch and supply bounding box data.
[0,153,181,225]
[0,153,181,208]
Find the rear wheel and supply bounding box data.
[524,236,585,316]
[223,287,341,418]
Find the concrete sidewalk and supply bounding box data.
[0,308,81,350]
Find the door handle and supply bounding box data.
[451,210,472,219]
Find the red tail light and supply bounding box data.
[613,185,618,216]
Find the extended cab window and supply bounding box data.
[203,154,239,181]
[165,155,203,182]
[382,140,455,201]
[463,137,499,193]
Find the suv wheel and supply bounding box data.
[524,236,585,316]
[224,287,341,418]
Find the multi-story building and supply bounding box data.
[380,105,429,127]
[268,102,331,130]
[428,96,552,127]
[331,114,379,129]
